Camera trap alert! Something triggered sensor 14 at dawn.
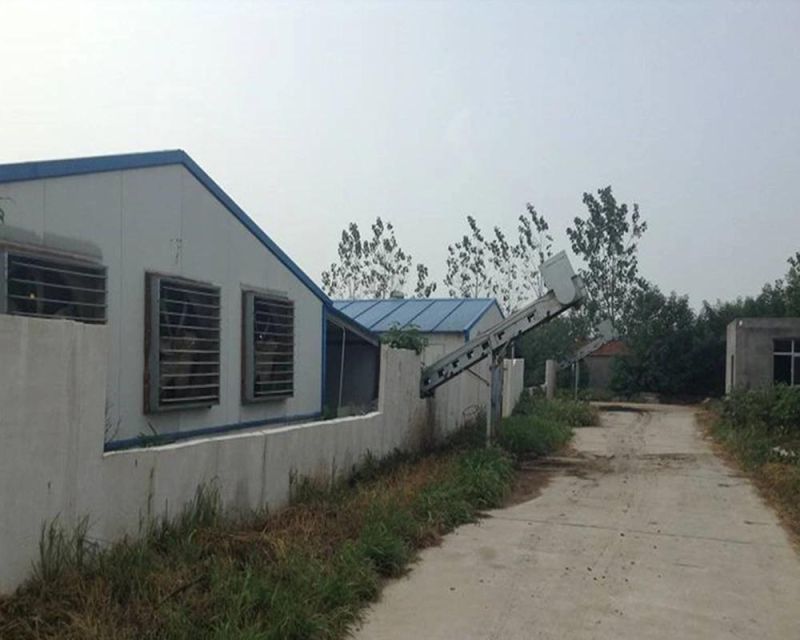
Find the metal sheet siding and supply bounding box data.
[0,164,323,443]
[371,299,435,331]
[433,300,494,333]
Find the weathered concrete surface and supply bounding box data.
[354,404,800,639]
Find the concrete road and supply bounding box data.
[354,404,800,639]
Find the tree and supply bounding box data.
[566,187,647,333]
[321,217,435,299]
[612,286,700,397]
[515,312,591,386]
[444,204,552,312]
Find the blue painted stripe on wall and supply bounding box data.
[0,149,331,305]
[103,411,324,452]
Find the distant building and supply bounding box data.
[726,318,800,392]
[582,339,630,391]
[332,298,504,420]
[332,298,504,365]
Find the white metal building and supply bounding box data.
[0,150,367,449]
[332,298,504,423]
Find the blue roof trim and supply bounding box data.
[0,150,330,305]
[462,299,504,338]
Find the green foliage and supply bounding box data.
[710,388,800,538]
[444,204,552,313]
[612,252,800,398]
[496,395,596,456]
[711,387,800,469]
[515,313,591,386]
[321,217,435,299]
[1,435,516,639]
[566,186,647,333]
[611,286,702,397]
[380,323,428,354]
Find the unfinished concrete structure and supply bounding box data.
[726,317,800,392]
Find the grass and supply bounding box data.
[707,386,800,541]
[0,396,592,639]
[0,446,513,639]
[496,393,598,457]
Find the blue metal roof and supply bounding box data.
[333,298,503,334]
[0,150,330,304]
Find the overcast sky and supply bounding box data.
[3,0,799,306]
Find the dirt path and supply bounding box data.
[354,404,800,639]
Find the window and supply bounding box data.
[1,247,106,323]
[145,274,221,412]
[773,339,800,387]
[242,290,294,402]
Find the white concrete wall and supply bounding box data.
[502,358,525,417]
[0,316,108,593]
[0,166,323,444]
[0,316,480,593]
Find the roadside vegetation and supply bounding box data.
[0,395,593,640]
[496,393,598,456]
[709,386,800,537]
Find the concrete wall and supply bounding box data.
[502,358,525,417]
[726,317,800,392]
[0,315,494,593]
[0,166,323,444]
[0,316,108,593]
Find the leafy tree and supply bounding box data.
[414,263,437,298]
[515,313,591,386]
[611,286,700,397]
[566,187,647,333]
[321,217,435,299]
[444,204,552,312]
[785,252,800,315]
[365,217,412,298]
[321,222,369,298]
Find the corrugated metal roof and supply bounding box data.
[332,298,502,333]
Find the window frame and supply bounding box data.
[773,338,800,387]
[0,242,107,324]
[144,272,222,413]
[241,288,295,403]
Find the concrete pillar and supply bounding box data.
[545,359,557,400]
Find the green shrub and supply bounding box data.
[496,414,572,456]
[380,324,428,354]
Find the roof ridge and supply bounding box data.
[0,150,330,305]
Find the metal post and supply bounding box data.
[486,357,495,447]
[573,361,579,400]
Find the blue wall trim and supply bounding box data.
[104,411,324,452]
[0,149,331,305]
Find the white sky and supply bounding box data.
[2,0,799,306]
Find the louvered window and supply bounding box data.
[145,274,221,412]
[242,291,294,402]
[1,248,106,323]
